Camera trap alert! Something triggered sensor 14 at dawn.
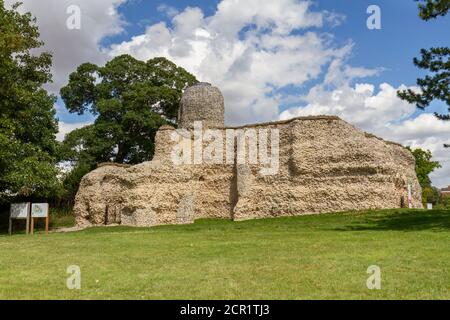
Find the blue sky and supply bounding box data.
[115,1,448,91]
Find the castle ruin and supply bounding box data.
[74,83,423,228]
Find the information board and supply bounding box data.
[10,203,30,219]
[32,203,49,218]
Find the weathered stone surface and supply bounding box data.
[73,85,422,228]
[74,120,422,227]
[178,82,224,129]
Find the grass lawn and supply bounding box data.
[0,209,449,300]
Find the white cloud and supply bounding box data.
[280,66,450,188]
[157,4,179,18]
[5,0,127,93]
[5,0,124,150]
[388,115,450,188]
[108,0,348,125]
[281,83,415,129]
[57,121,92,142]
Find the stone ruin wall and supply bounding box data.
[74,115,423,228]
[231,117,423,220]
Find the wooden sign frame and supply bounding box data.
[30,203,49,235]
[9,202,31,235]
[9,203,50,235]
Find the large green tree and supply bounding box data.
[407,147,441,204]
[59,55,197,199]
[407,147,441,189]
[398,47,449,119]
[0,1,61,203]
[398,1,449,125]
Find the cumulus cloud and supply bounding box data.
[5,0,126,141]
[280,83,415,130]
[57,121,92,142]
[388,115,450,188]
[5,0,127,93]
[108,0,348,125]
[280,63,450,188]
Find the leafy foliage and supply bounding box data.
[407,147,443,205]
[407,147,441,190]
[398,47,450,120]
[439,195,450,209]
[417,0,450,20]
[398,1,449,147]
[422,186,441,204]
[59,54,197,200]
[0,1,61,203]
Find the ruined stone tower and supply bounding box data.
[178,82,225,129]
[73,84,423,228]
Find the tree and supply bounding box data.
[398,0,449,145]
[397,47,449,120]
[59,54,197,200]
[407,147,441,189]
[440,194,450,209]
[0,1,61,203]
[422,186,440,204]
[417,0,450,20]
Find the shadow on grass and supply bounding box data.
[336,209,450,232]
[0,207,11,234]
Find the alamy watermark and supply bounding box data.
[366,265,381,290]
[66,265,81,290]
[367,5,382,30]
[66,5,81,30]
[170,121,280,176]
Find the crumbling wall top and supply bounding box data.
[178,82,225,129]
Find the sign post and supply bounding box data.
[9,203,31,235]
[31,203,49,235]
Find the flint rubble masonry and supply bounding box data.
[74,83,422,228]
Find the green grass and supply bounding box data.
[0,209,449,300]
